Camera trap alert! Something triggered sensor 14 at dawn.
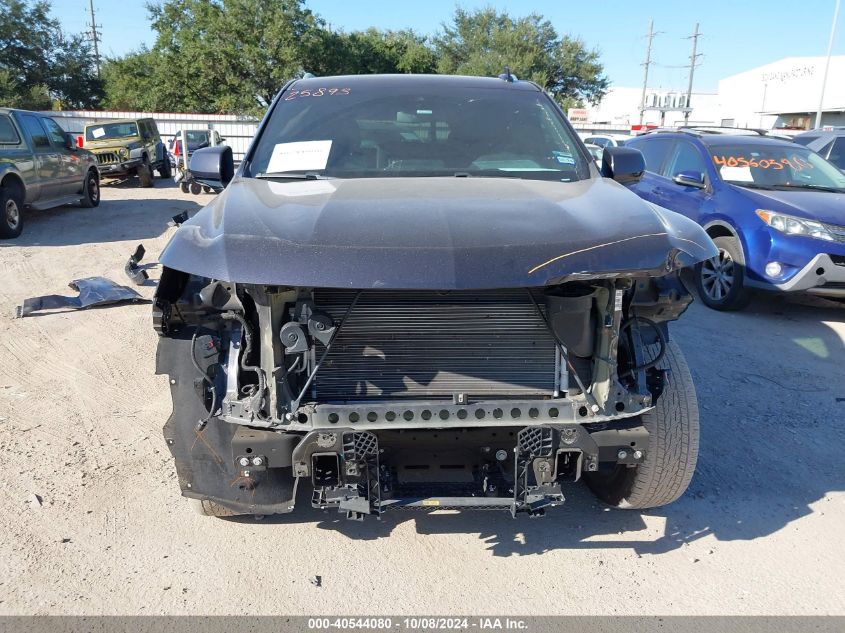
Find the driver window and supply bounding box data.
[667,141,707,178]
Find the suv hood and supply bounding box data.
[160,176,716,289]
[736,186,845,226]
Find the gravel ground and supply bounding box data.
[0,180,843,615]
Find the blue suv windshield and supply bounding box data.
[247,83,590,182]
[710,143,845,191]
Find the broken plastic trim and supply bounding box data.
[14,277,144,318]
[125,244,149,285]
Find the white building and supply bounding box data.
[717,56,845,130]
[586,86,720,128]
[581,56,845,133]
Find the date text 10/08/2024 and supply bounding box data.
[307,617,529,630]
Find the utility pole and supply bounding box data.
[683,23,702,126]
[87,0,102,77]
[815,0,841,129]
[638,19,656,126]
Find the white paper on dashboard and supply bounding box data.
[266,140,332,173]
[91,127,105,138]
[720,166,752,182]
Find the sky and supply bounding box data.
[52,0,844,92]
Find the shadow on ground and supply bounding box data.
[0,179,206,248]
[234,292,845,557]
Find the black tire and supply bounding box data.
[180,181,190,194]
[189,182,202,195]
[79,169,100,208]
[0,181,24,239]
[158,161,172,179]
[585,340,699,509]
[137,157,154,188]
[202,185,212,193]
[188,498,240,517]
[695,235,751,311]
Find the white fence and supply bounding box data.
[45,110,260,161]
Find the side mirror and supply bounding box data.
[190,146,234,187]
[601,147,645,184]
[672,170,706,189]
[65,133,77,150]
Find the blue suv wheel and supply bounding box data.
[695,235,751,310]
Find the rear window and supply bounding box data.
[827,137,845,169]
[0,115,20,144]
[19,114,50,149]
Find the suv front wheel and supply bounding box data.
[585,340,699,509]
[137,156,154,188]
[695,235,751,311]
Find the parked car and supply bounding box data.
[153,74,716,520]
[625,130,845,310]
[793,127,845,171]
[81,118,170,187]
[168,129,224,166]
[0,108,100,239]
[583,133,633,148]
[584,142,603,166]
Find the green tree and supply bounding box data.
[124,0,326,115]
[435,7,608,105]
[104,1,439,116]
[324,28,437,76]
[0,0,102,110]
[101,49,169,112]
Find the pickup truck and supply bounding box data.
[0,108,100,239]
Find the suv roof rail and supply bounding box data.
[678,125,767,136]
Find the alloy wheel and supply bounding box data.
[90,176,99,203]
[4,199,20,230]
[700,248,735,301]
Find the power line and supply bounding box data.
[87,0,102,77]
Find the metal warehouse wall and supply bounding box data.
[45,110,259,161]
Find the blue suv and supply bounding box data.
[626,130,845,309]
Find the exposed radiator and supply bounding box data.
[313,289,556,401]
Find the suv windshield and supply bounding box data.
[711,144,845,191]
[85,122,138,141]
[247,82,589,181]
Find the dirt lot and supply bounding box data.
[0,181,843,615]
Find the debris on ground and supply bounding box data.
[169,211,189,227]
[124,244,149,285]
[27,493,42,508]
[14,277,145,318]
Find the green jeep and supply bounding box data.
[82,118,171,187]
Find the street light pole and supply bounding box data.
[815,0,841,129]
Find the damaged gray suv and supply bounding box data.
[153,74,716,519]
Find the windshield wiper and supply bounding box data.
[770,183,845,193]
[254,172,331,180]
[727,182,777,190]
